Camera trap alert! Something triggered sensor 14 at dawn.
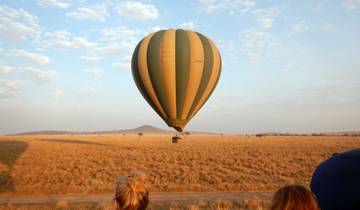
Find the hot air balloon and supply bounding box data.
[131,29,221,132]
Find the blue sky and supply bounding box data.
[0,0,359,134]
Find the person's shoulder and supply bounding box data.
[311,148,360,210]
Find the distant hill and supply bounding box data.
[95,125,174,134]
[121,125,174,134]
[8,125,215,136]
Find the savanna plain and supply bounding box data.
[0,135,359,209]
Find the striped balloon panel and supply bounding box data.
[131,29,221,132]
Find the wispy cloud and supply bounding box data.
[112,55,132,70]
[252,7,281,29]
[218,40,237,57]
[42,30,97,50]
[100,26,140,43]
[42,30,72,48]
[116,1,159,20]
[112,61,130,70]
[80,55,101,62]
[320,23,333,31]
[0,80,21,99]
[342,0,360,10]
[36,0,70,9]
[149,26,162,33]
[100,42,135,57]
[290,20,309,35]
[98,26,140,59]
[0,5,39,41]
[52,88,64,99]
[66,4,109,21]
[10,49,50,64]
[78,84,96,95]
[178,21,195,30]
[281,62,295,72]
[83,68,103,77]
[72,37,98,49]
[198,0,255,15]
[238,29,279,64]
[0,65,14,74]
[19,67,57,84]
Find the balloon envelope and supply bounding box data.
[131,29,221,132]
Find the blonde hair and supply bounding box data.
[114,172,149,210]
[270,185,319,210]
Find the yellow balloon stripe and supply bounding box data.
[180,30,205,119]
[159,29,177,120]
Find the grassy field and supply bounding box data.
[0,134,359,196]
[0,197,269,210]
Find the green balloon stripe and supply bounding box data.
[147,30,170,119]
[175,29,191,119]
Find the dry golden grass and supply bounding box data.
[0,134,359,195]
[0,198,269,210]
[0,202,111,210]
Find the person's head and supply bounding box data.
[270,184,319,210]
[114,172,149,210]
[311,149,360,210]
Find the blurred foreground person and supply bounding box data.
[311,148,360,210]
[114,172,150,210]
[270,185,320,210]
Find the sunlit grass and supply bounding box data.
[0,134,359,195]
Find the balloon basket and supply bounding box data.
[172,135,181,143]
